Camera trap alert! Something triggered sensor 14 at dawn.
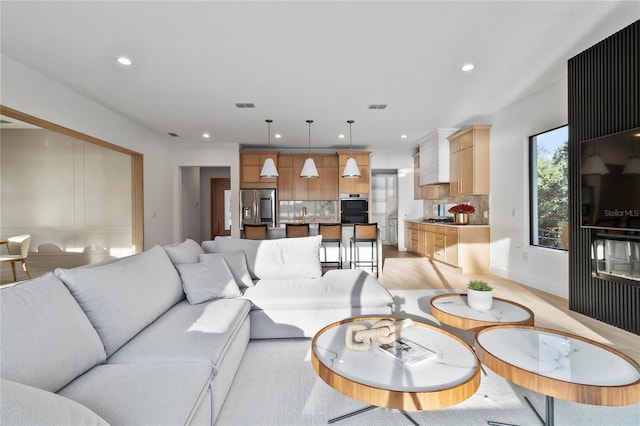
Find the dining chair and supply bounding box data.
[243,224,268,240]
[0,234,32,282]
[286,223,310,238]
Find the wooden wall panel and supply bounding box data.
[568,20,640,335]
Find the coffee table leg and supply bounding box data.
[399,410,420,426]
[524,395,553,425]
[328,405,376,423]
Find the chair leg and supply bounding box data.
[22,260,31,279]
[10,261,17,282]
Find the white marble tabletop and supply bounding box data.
[477,327,640,386]
[313,320,479,392]
[431,294,532,323]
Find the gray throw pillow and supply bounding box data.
[176,257,242,304]
[199,251,254,289]
[164,239,204,264]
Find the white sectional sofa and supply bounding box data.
[0,236,392,425]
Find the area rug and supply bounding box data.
[214,290,640,425]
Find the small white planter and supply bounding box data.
[467,289,493,311]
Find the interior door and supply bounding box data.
[211,178,231,238]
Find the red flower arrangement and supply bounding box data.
[448,204,476,214]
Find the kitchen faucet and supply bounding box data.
[301,206,307,224]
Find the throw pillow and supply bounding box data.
[164,239,204,264]
[199,251,254,289]
[176,257,242,304]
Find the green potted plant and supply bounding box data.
[466,280,493,311]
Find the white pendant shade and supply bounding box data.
[300,157,319,178]
[342,157,361,178]
[623,156,640,174]
[260,157,279,177]
[581,154,609,175]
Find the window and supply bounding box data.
[529,125,569,250]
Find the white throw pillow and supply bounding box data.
[176,257,242,304]
[254,236,322,279]
[164,239,204,265]
[199,251,254,289]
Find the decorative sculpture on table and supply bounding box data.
[345,318,413,351]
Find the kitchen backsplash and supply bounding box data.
[279,200,339,224]
[423,194,489,225]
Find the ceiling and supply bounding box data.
[1,1,638,150]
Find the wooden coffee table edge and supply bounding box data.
[475,325,640,406]
[311,316,481,411]
[430,293,535,331]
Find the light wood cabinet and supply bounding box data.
[277,153,338,201]
[448,125,491,196]
[404,221,489,273]
[240,151,279,188]
[338,151,370,195]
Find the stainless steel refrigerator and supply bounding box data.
[240,188,277,227]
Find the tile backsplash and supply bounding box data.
[279,200,339,224]
[423,194,489,225]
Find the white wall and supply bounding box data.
[370,147,423,251]
[180,167,201,242]
[489,76,569,298]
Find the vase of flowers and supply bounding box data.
[467,280,493,311]
[448,204,475,225]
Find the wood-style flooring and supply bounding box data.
[378,245,640,363]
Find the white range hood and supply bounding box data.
[418,128,458,185]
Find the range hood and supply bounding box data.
[418,128,458,185]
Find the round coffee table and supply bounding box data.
[311,316,481,423]
[476,325,640,426]
[430,293,534,331]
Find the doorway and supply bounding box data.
[371,170,398,247]
[210,178,231,239]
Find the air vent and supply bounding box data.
[235,103,255,108]
[368,104,387,109]
[168,132,179,137]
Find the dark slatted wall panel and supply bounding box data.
[568,20,640,335]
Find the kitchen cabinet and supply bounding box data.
[240,151,279,189]
[338,151,370,195]
[404,220,489,273]
[278,153,338,201]
[448,125,491,196]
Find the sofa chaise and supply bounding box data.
[1,235,392,425]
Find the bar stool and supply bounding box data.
[350,223,378,277]
[285,223,310,238]
[318,223,342,270]
[243,224,268,240]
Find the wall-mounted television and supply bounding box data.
[580,127,640,232]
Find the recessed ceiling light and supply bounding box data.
[338,134,345,139]
[401,134,408,139]
[116,56,133,66]
[461,63,475,72]
[202,133,210,138]
[274,134,281,139]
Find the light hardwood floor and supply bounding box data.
[378,245,640,363]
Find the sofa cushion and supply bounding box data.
[55,245,185,357]
[243,269,393,310]
[199,251,254,289]
[202,235,322,280]
[164,238,204,264]
[0,379,109,426]
[59,363,213,426]
[0,273,106,392]
[176,257,242,304]
[107,298,251,370]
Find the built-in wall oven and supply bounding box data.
[340,193,369,224]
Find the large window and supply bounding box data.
[529,125,569,250]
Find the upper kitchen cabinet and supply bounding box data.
[338,151,370,195]
[413,153,450,200]
[278,153,338,201]
[418,128,458,185]
[448,125,491,196]
[240,151,279,188]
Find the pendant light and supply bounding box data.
[300,119,319,178]
[260,119,278,178]
[342,120,361,178]
[581,153,609,175]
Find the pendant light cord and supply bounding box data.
[306,119,313,157]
